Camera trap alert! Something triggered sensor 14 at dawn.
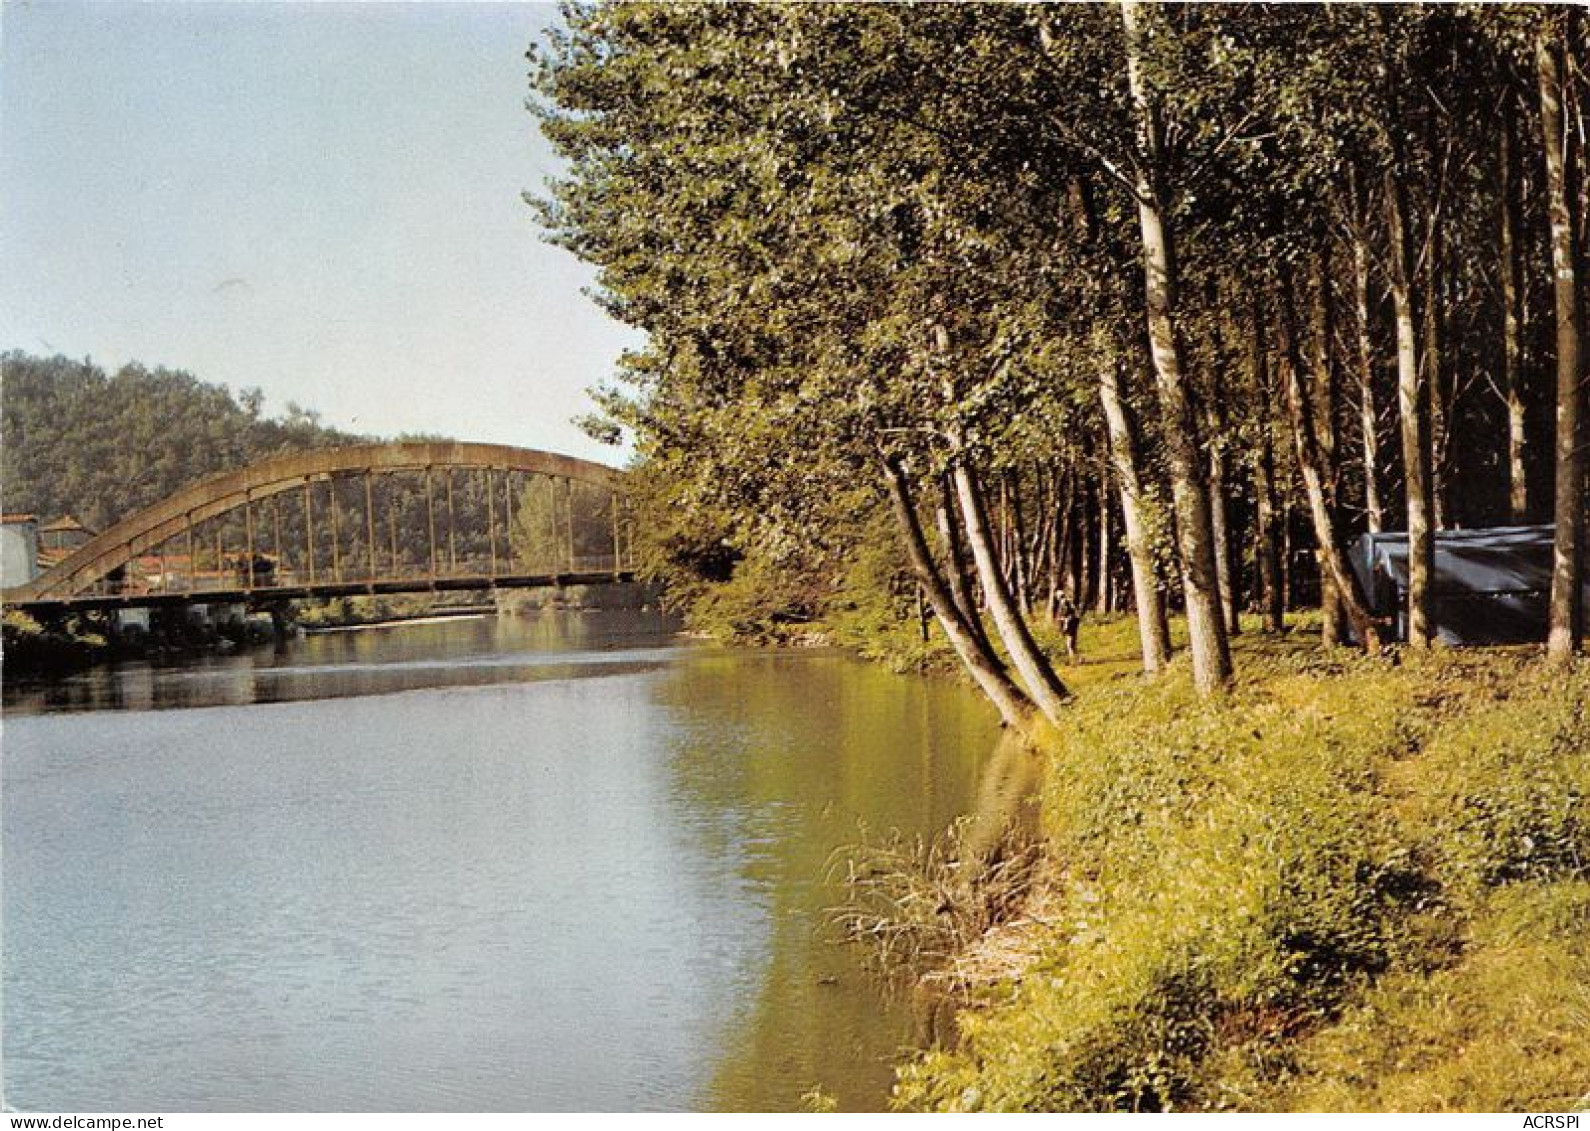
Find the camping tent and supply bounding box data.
[1351,525,1589,645]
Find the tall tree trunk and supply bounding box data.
[1351,190,1386,534]
[1278,274,1384,654]
[1049,465,1075,618]
[1033,467,1057,621]
[1251,302,1286,634]
[952,458,1072,720]
[882,455,1035,732]
[1097,349,1173,672]
[935,471,995,658]
[1095,475,1114,616]
[1255,439,1285,634]
[1207,439,1236,634]
[1067,178,1169,661]
[1501,101,1531,523]
[1077,482,1093,612]
[1009,470,1034,615]
[1205,339,1242,638]
[1540,23,1586,661]
[1120,0,1233,694]
[1425,201,1451,531]
[995,475,1015,596]
[1310,252,1346,646]
[1384,168,1436,648]
[1282,497,1295,612]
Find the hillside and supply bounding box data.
[1,351,362,533]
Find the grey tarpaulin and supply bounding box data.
[1351,525,1590,645]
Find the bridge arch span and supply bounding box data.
[6,441,629,606]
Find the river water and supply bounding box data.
[2,611,1006,1111]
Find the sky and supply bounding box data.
[0,1,642,464]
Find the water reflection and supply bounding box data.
[3,613,1008,1111]
[645,652,998,1110]
[2,612,684,715]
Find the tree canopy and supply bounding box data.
[531,1,1587,709]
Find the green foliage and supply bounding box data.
[679,549,825,643]
[528,2,1583,670]
[894,644,1590,1112]
[1261,881,1590,1112]
[529,3,1131,644]
[295,595,419,629]
[799,1089,840,1114]
[817,511,958,671]
[1,608,108,670]
[508,478,615,573]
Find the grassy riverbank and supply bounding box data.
[875,620,1588,1112]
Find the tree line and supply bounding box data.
[531,2,1587,732]
[1,352,360,533]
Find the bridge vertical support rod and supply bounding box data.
[564,477,576,573]
[244,490,255,589]
[504,471,516,570]
[446,469,458,573]
[185,512,195,596]
[389,507,399,578]
[486,467,499,578]
[273,498,284,576]
[610,490,621,577]
[159,543,168,595]
[304,477,316,586]
[545,477,559,575]
[623,498,631,572]
[425,465,437,583]
[365,471,377,583]
[330,481,343,583]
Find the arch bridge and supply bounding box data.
[3,441,636,615]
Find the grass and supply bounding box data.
[1253,881,1590,1112]
[885,619,1590,1112]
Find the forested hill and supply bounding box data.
[1,351,366,533]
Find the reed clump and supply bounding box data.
[830,819,1046,986]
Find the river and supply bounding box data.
[2,610,1007,1111]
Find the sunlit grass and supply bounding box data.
[1261,882,1590,1112]
[892,626,1590,1113]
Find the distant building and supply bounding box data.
[36,515,97,571]
[40,514,95,550]
[1,514,39,587]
